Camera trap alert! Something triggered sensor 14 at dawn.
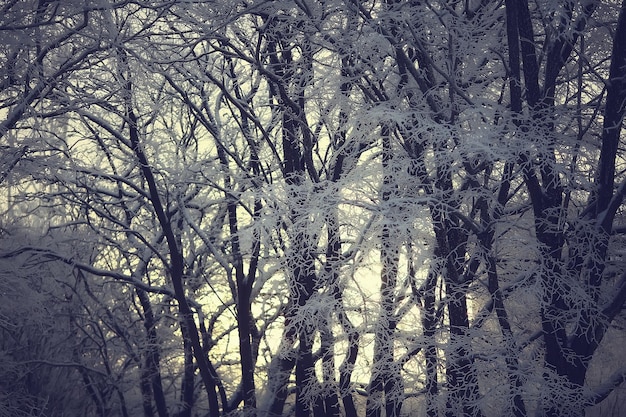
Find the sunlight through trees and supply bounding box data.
[1,1,626,416]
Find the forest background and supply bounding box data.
[1,1,626,417]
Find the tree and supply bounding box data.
[1,1,626,417]
[505,0,626,415]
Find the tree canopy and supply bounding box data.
[1,1,626,417]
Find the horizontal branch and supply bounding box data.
[20,359,109,378]
[0,246,175,297]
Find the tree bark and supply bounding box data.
[123,75,222,417]
[366,127,403,417]
[136,288,169,417]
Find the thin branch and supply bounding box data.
[0,247,174,296]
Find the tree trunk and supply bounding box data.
[445,279,482,417]
[422,267,440,417]
[125,86,221,417]
[137,288,169,417]
[366,128,403,417]
[175,335,194,417]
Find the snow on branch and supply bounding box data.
[0,246,175,297]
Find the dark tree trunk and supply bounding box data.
[445,280,482,417]
[420,266,440,417]
[366,128,403,417]
[506,0,626,415]
[137,288,169,417]
[125,83,221,417]
[174,335,194,417]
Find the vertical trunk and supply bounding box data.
[366,237,399,417]
[140,364,155,417]
[506,0,626,414]
[324,98,362,417]
[291,221,320,417]
[73,323,107,417]
[445,279,482,417]
[568,0,626,400]
[295,328,321,417]
[429,141,482,417]
[486,259,527,417]
[284,136,319,417]
[175,335,194,417]
[260,296,298,416]
[220,147,258,412]
[430,205,482,417]
[320,212,343,417]
[221,55,263,412]
[506,1,568,413]
[422,268,439,417]
[406,130,440,417]
[481,161,527,417]
[234,235,258,412]
[273,41,320,416]
[320,324,341,417]
[366,129,403,417]
[263,329,297,417]
[337,317,359,417]
[119,50,221,417]
[127,100,221,417]
[595,0,626,222]
[254,85,306,415]
[137,288,169,417]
